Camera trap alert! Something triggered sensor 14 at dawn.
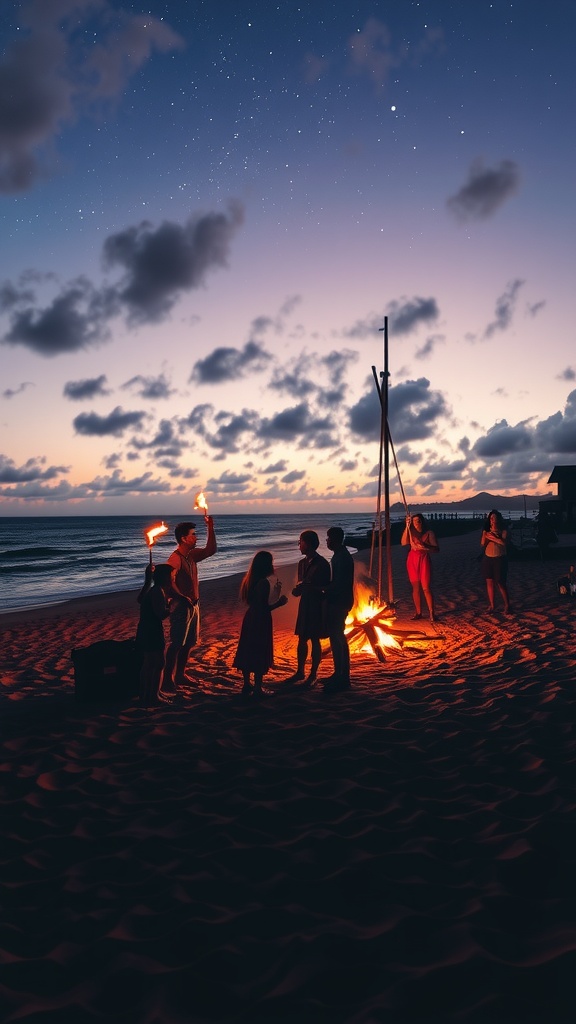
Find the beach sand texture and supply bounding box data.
[1,532,575,1023]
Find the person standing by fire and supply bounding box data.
[285,530,330,687]
[322,526,355,693]
[401,512,439,622]
[163,515,217,692]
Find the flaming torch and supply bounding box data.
[144,521,169,565]
[194,491,209,521]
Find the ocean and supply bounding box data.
[0,514,377,614]
[0,509,531,614]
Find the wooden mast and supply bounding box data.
[369,315,393,608]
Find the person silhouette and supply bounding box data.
[135,563,175,705]
[322,526,355,693]
[233,550,288,697]
[164,516,217,692]
[285,530,330,687]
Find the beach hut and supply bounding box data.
[538,465,576,529]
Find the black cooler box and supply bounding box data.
[72,639,140,702]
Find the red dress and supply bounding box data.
[233,578,274,675]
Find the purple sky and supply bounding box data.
[1,0,575,514]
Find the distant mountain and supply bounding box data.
[390,492,551,514]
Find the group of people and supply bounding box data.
[136,507,512,705]
[135,518,355,705]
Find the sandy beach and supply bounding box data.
[1,531,576,1023]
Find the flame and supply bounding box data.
[145,521,169,548]
[345,581,402,655]
[194,491,208,514]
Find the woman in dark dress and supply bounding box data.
[233,550,288,697]
[286,530,331,686]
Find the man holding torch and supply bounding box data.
[164,497,217,692]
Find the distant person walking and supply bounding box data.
[135,563,175,705]
[322,526,355,693]
[233,550,288,698]
[401,512,439,622]
[164,516,217,691]
[286,530,331,687]
[481,509,511,614]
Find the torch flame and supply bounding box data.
[194,491,209,514]
[145,521,169,548]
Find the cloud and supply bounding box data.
[80,469,173,496]
[2,381,34,400]
[483,279,524,339]
[258,403,336,448]
[0,0,184,193]
[534,389,576,453]
[321,348,358,385]
[206,470,254,495]
[130,419,183,456]
[103,203,244,323]
[73,405,147,437]
[191,338,270,384]
[473,419,533,458]
[415,334,444,360]
[349,377,449,444]
[63,374,110,400]
[121,374,175,400]
[269,352,316,399]
[527,300,546,318]
[343,300,439,342]
[447,158,520,222]
[347,18,443,88]
[86,10,184,99]
[0,280,35,311]
[0,479,79,502]
[281,469,306,484]
[2,277,114,355]
[204,411,260,453]
[0,453,68,483]
[557,367,576,382]
[417,456,470,484]
[341,312,385,340]
[468,392,576,480]
[389,378,450,442]
[388,297,440,336]
[1,206,244,354]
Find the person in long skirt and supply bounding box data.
[233,550,288,697]
[286,530,331,686]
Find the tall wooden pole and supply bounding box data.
[379,316,393,607]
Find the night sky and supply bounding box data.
[1,0,575,514]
